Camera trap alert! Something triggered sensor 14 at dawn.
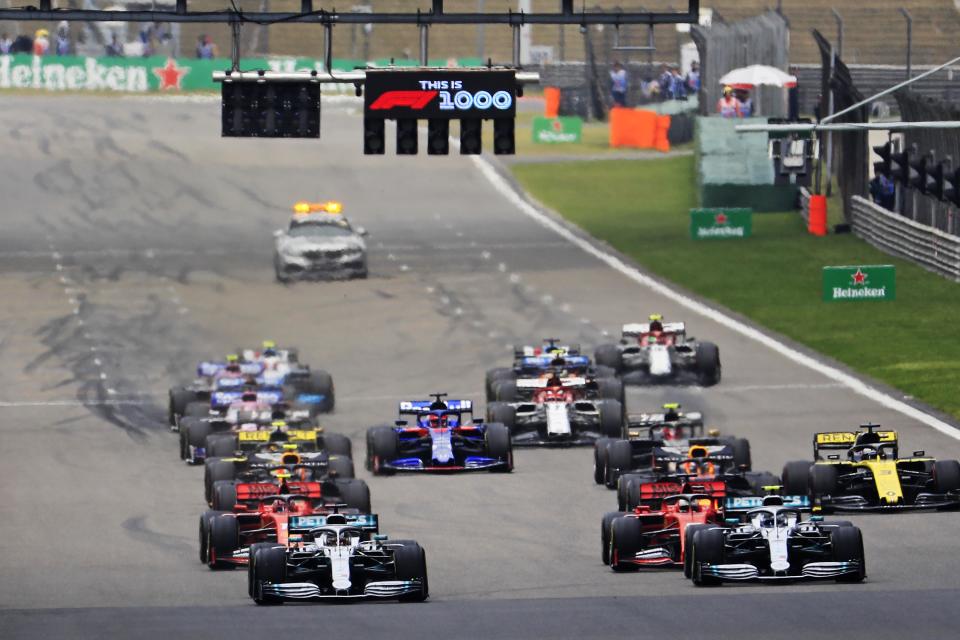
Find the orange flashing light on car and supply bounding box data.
[292,201,343,215]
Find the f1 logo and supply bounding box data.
[369,90,438,110]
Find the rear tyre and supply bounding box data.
[596,378,625,404]
[831,525,866,582]
[184,401,210,418]
[185,420,214,463]
[781,461,812,496]
[392,543,429,602]
[323,433,353,459]
[304,370,335,413]
[933,460,960,493]
[486,402,516,431]
[605,439,633,489]
[204,459,236,505]
[494,380,518,402]
[691,528,725,586]
[327,455,355,480]
[732,438,752,471]
[484,423,513,472]
[368,426,399,476]
[810,464,838,499]
[601,511,628,565]
[169,388,196,427]
[596,399,623,439]
[485,367,515,401]
[252,545,287,605]
[333,478,371,513]
[610,516,643,572]
[206,434,238,459]
[594,344,622,373]
[208,514,239,570]
[594,438,611,485]
[695,342,721,386]
[593,365,617,380]
[211,480,237,511]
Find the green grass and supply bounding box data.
[512,155,960,420]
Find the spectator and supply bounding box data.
[33,29,50,56]
[11,34,33,54]
[658,65,674,100]
[105,34,124,57]
[55,22,70,56]
[671,66,687,100]
[870,173,896,211]
[640,77,660,102]
[686,61,700,93]
[0,33,12,54]
[197,34,216,59]
[736,88,754,117]
[609,61,628,107]
[717,86,741,118]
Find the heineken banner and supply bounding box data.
[690,208,752,240]
[0,54,483,94]
[823,265,896,302]
[532,116,583,144]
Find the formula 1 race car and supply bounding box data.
[781,423,960,512]
[594,316,721,386]
[199,497,370,570]
[486,371,623,446]
[485,338,621,403]
[248,513,428,604]
[594,403,724,485]
[208,470,371,513]
[688,496,865,585]
[365,395,512,474]
[274,201,368,282]
[168,348,335,427]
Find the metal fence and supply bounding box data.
[690,10,789,118]
[852,195,960,281]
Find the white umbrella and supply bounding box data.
[719,64,797,88]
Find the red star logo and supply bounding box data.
[714,212,729,225]
[153,58,190,91]
[552,120,563,132]
[851,268,867,285]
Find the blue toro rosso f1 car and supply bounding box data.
[365,394,513,474]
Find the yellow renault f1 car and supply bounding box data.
[781,424,960,512]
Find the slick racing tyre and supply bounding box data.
[485,368,515,401]
[831,525,866,582]
[596,399,624,439]
[251,545,287,605]
[683,524,714,579]
[198,509,229,564]
[594,438,611,485]
[781,461,812,496]
[732,438,752,471]
[208,513,239,570]
[322,433,353,459]
[494,380,518,402]
[610,517,643,572]
[484,423,513,472]
[303,370,335,413]
[691,528,725,586]
[810,464,838,499]
[594,344,622,373]
[169,388,196,427]
[596,377,625,405]
[391,542,429,602]
[605,439,633,489]
[184,401,210,418]
[185,420,213,462]
[326,455,355,480]
[206,434,238,459]
[333,479,371,513]
[601,511,628,565]
[695,342,722,387]
[486,402,516,430]
[933,460,960,493]
[204,459,237,504]
[367,426,399,476]
[211,480,238,511]
[248,543,281,597]
[593,365,617,380]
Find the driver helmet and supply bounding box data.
[262,340,278,357]
[648,314,664,333]
[663,403,681,421]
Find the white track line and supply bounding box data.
[472,155,960,441]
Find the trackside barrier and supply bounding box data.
[808,195,828,236]
[544,87,561,118]
[799,187,812,225]
[609,107,671,151]
[851,196,960,282]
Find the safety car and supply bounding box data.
[274,201,368,282]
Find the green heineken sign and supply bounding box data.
[532,116,583,144]
[690,208,752,240]
[823,265,896,301]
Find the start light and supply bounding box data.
[292,201,343,215]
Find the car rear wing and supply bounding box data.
[622,322,686,337]
[724,494,811,514]
[211,387,284,409]
[235,481,323,501]
[236,429,318,445]
[813,430,898,458]
[241,348,296,363]
[517,355,591,370]
[515,377,587,389]
[398,399,472,415]
[288,513,379,533]
[197,361,263,377]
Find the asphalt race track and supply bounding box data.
[1,95,959,639]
